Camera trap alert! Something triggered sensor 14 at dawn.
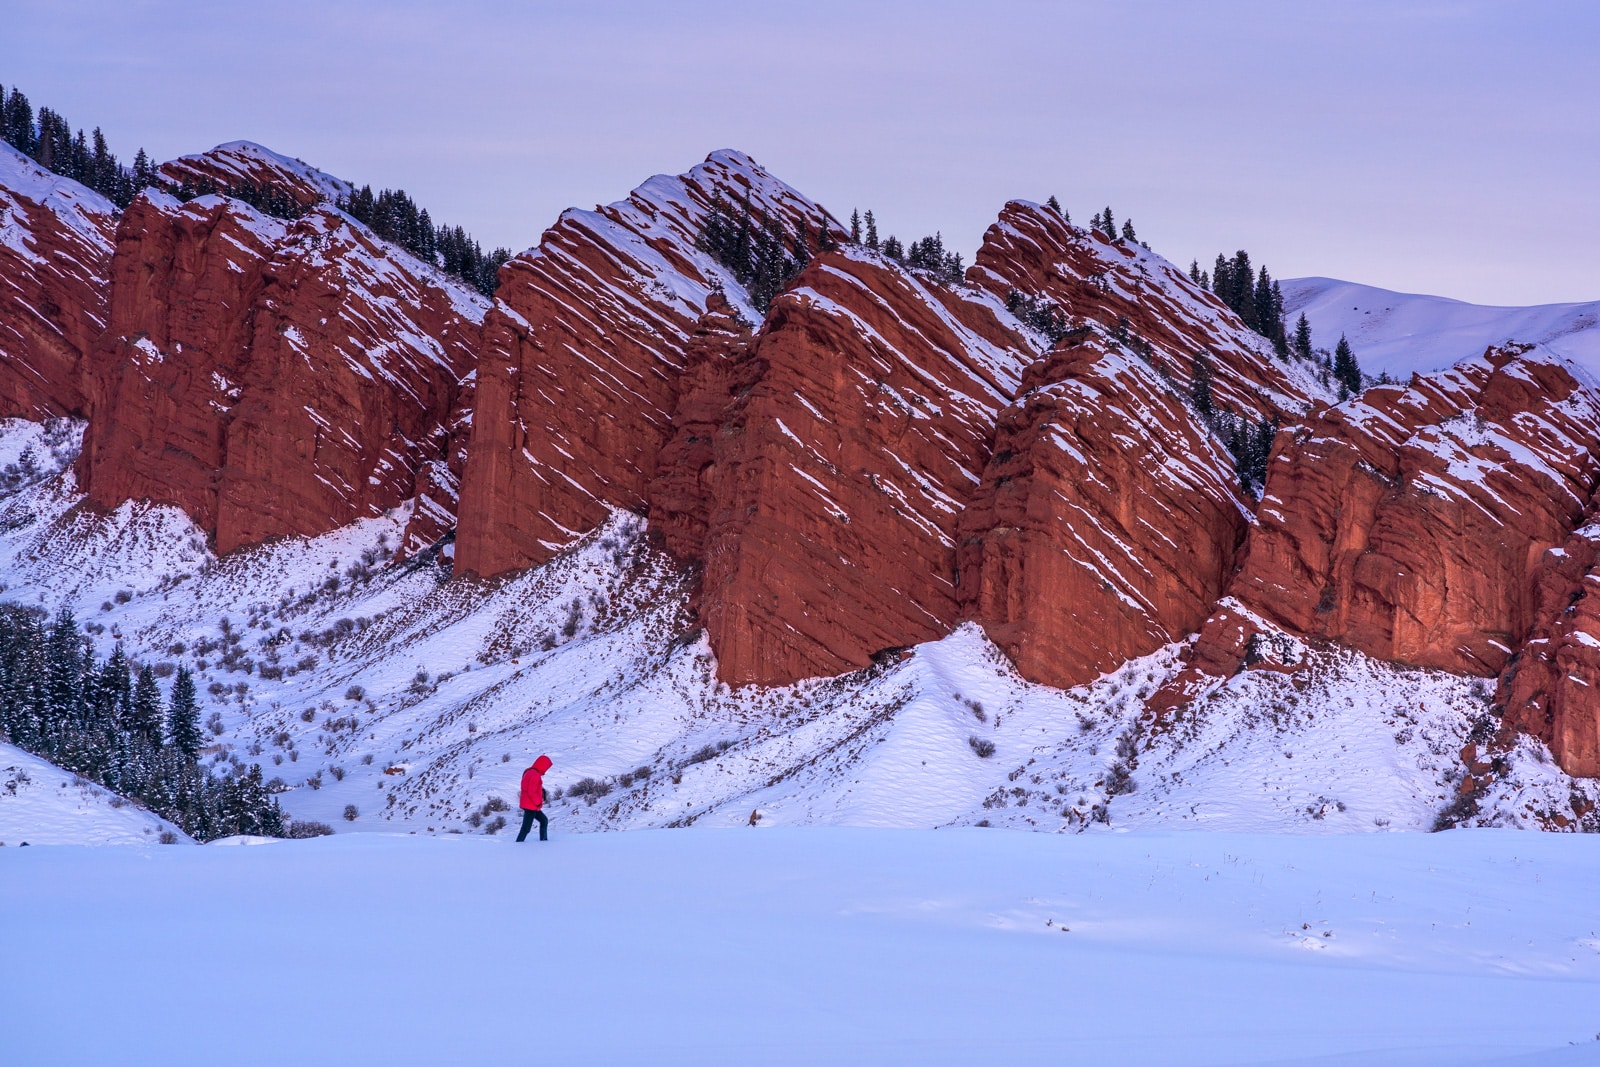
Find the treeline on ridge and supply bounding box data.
[0,78,511,297]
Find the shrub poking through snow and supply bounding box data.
[969,736,996,759]
[285,820,334,838]
[342,804,359,822]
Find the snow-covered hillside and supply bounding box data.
[1282,276,1600,380]
[0,743,187,845]
[4,828,1599,1065]
[0,419,1594,840]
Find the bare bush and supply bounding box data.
[969,736,996,759]
[342,804,359,822]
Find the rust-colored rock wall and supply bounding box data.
[957,340,1249,688]
[970,201,1320,422]
[79,192,286,528]
[681,250,1036,684]
[81,189,483,553]
[1497,513,1600,776]
[0,143,119,419]
[454,150,839,579]
[1231,346,1600,676]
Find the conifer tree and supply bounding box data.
[850,208,862,243]
[129,664,163,745]
[864,210,878,250]
[1333,334,1362,399]
[1121,219,1137,243]
[167,665,202,760]
[1102,206,1115,239]
[1190,351,1215,421]
[1046,195,1063,217]
[1293,313,1313,360]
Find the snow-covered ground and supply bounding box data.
[1282,277,1600,380]
[0,742,188,845]
[3,828,1598,1065]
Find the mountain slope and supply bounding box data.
[0,742,189,846]
[1282,276,1600,380]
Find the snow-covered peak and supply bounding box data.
[159,140,354,206]
[0,140,119,261]
[1282,276,1600,382]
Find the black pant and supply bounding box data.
[516,808,548,842]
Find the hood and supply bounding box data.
[532,754,553,773]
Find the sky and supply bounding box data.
[3,0,1595,306]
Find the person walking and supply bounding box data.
[516,754,553,842]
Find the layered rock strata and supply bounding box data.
[454,150,839,579]
[80,189,484,554]
[0,142,119,418]
[957,338,1250,688]
[675,249,1037,684]
[1228,345,1600,675]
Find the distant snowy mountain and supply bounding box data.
[1281,276,1600,379]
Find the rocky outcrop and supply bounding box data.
[0,142,119,418]
[1496,510,1600,776]
[80,188,484,554]
[970,201,1326,422]
[158,140,351,208]
[1227,345,1600,676]
[672,249,1036,684]
[957,338,1249,688]
[454,150,839,579]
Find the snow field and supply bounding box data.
[0,741,188,845]
[3,827,1599,1065]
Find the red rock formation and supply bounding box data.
[455,150,840,579]
[1230,345,1600,675]
[969,201,1325,422]
[1496,511,1600,776]
[157,141,351,208]
[674,249,1037,684]
[957,337,1250,688]
[0,143,118,418]
[81,188,484,553]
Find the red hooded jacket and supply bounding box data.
[520,755,552,810]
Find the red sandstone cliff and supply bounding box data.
[0,142,119,418]
[80,186,485,554]
[1496,499,1600,776]
[957,338,1251,688]
[970,201,1325,422]
[1228,345,1600,675]
[453,150,841,579]
[667,248,1038,684]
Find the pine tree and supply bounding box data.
[1046,195,1063,217]
[129,664,163,745]
[864,210,878,250]
[850,208,862,243]
[1293,313,1313,360]
[1333,334,1361,399]
[167,665,202,760]
[1190,352,1215,421]
[1121,219,1137,243]
[1102,206,1115,239]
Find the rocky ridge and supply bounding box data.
[78,183,486,556]
[0,142,119,419]
[4,137,1600,780]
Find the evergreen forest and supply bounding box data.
[0,605,290,842]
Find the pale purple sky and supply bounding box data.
[5,0,1595,305]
